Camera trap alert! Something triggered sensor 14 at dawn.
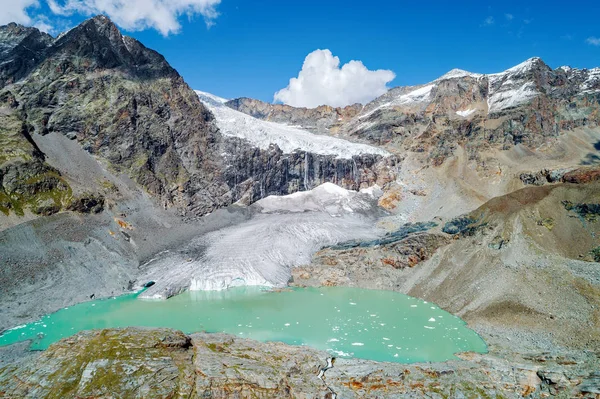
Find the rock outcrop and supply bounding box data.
[2,328,599,398]
[0,16,394,221]
[225,97,362,134]
[343,58,600,164]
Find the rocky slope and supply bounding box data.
[231,58,600,166]
[1,328,599,398]
[0,16,394,330]
[293,174,600,356]
[0,16,393,224]
[225,97,362,134]
[344,58,600,165]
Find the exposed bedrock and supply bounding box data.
[225,96,362,134]
[1,328,599,398]
[221,137,396,205]
[0,17,396,222]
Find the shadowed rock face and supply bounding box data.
[221,137,396,205]
[0,16,394,219]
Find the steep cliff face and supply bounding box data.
[198,92,395,206]
[225,97,362,134]
[220,138,395,205]
[0,16,394,221]
[0,16,237,218]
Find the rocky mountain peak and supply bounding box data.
[436,68,483,81]
[0,23,53,87]
[49,15,177,80]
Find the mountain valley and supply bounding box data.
[0,15,599,398]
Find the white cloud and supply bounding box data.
[47,0,221,35]
[0,0,58,33]
[0,0,39,25]
[587,37,600,46]
[482,16,495,26]
[504,13,513,21]
[274,49,395,108]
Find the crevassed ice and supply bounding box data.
[195,90,389,159]
[137,183,384,297]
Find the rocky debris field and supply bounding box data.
[1,328,599,398]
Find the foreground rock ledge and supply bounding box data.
[1,328,599,398]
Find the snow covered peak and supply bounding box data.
[437,68,482,81]
[499,57,545,75]
[196,90,390,159]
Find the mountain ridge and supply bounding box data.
[228,56,600,164]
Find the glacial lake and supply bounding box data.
[0,286,487,363]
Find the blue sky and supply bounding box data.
[4,0,600,105]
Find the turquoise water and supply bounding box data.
[0,286,486,363]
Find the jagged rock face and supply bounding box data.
[0,16,233,217]
[230,58,600,166]
[0,23,53,87]
[2,328,599,398]
[343,58,600,164]
[226,97,362,134]
[0,16,393,219]
[0,91,74,216]
[221,137,395,204]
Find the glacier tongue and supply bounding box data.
[137,183,384,298]
[195,90,389,159]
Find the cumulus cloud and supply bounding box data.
[0,0,40,25]
[274,49,395,108]
[47,0,221,35]
[0,0,58,32]
[587,37,600,46]
[504,13,514,21]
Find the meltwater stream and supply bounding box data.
[0,287,486,363]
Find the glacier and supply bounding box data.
[195,90,389,159]
[136,183,386,298]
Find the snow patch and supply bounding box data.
[456,109,476,117]
[391,84,434,106]
[488,81,538,113]
[357,85,434,120]
[437,68,483,81]
[581,68,600,93]
[254,182,376,215]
